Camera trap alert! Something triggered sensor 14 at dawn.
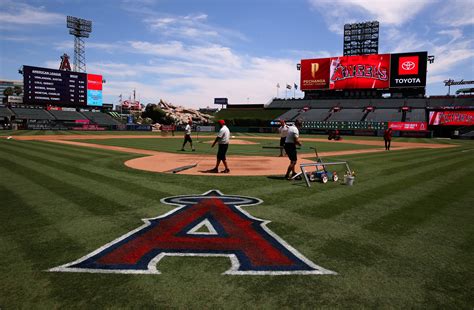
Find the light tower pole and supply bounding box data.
[66,16,92,72]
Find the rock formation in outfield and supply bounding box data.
[157,99,213,125]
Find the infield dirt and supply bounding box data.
[6,135,455,176]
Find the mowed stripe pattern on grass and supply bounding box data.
[0,139,472,308]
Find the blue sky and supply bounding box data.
[0,0,473,108]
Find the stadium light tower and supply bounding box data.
[66,16,92,72]
[343,21,379,56]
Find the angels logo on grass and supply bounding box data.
[50,190,336,275]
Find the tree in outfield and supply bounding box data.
[3,87,14,97]
[13,85,23,96]
[2,87,14,103]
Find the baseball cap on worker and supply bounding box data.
[218,120,225,126]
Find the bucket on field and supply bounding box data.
[344,175,355,186]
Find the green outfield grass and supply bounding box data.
[0,129,463,147]
[0,130,165,136]
[0,134,473,308]
[77,137,380,156]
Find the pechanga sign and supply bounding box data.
[300,58,331,90]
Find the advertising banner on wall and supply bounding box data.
[390,52,427,88]
[388,122,428,131]
[7,96,23,103]
[329,54,390,90]
[429,111,474,126]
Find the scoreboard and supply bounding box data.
[300,51,428,91]
[23,65,102,107]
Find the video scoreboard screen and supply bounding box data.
[300,51,428,91]
[23,65,102,107]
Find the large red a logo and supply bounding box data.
[59,53,72,71]
[50,190,335,275]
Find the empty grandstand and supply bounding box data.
[405,109,427,122]
[327,109,365,121]
[48,109,88,121]
[81,110,121,126]
[0,106,13,118]
[365,109,402,122]
[265,94,473,137]
[277,109,302,121]
[268,97,473,110]
[297,108,331,121]
[11,107,55,120]
[0,106,128,130]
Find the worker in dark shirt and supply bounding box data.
[383,128,392,151]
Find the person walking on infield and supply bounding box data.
[278,119,289,157]
[284,119,302,180]
[383,127,392,151]
[209,120,230,173]
[181,119,195,151]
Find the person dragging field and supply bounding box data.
[181,119,195,151]
[208,120,230,173]
[383,127,392,151]
[278,119,289,157]
[284,119,302,180]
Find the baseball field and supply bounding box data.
[0,130,473,308]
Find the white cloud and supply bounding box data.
[91,56,299,108]
[45,35,302,109]
[142,12,247,44]
[341,0,432,25]
[0,1,63,27]
[382,28,428,53]
[0,35,42,42]
[122,0,158,4]
[308,0,433,34]
[145,13,220,41]
[435,0,474,27]
[287,49,335,59]
[54,41,118,53]
[437,29,464,42]
[428,41,474,76]
[128,41,243,69]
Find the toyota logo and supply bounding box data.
[402,61,416,70]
